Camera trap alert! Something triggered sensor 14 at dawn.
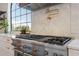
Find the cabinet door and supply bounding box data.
[0,37,14,56]
[71,4,79,34]
[5,46,14,56]
[69,49,79,56]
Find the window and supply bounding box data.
[11,3,31,34]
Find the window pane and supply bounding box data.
[16,9,20,16]
[21,8,26,15]
[12,24,15,31]
[12,18,15,24]
[16,4,20,9]
[15,24,21,31]
[16,17,20,23]
[27,14,31,22]
[12,12,15,18]
[21,23,26,27]
[12,4,16,11]
[27,9,31,14]
[27,23,31,31]
[21,15,26,22]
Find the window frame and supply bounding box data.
[10,3,32,33]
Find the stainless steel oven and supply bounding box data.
[12,39,48,56]
[12,36,69,56]
[13,39,33,56]
[31,42,48,56]
[20,40,47,56]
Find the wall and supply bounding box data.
[70,4,79,39]
[31,4,71,36]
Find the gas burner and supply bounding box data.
[42,37,71,45]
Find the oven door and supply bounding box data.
[32,42,47,56]
[14,49,32,56]
[45,47,67,56]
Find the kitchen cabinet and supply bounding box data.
[0,36,14,56]
[71,4,79,34]
[68,39,79,56]
[68,48,79,56]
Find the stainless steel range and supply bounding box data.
[12,34,71,56]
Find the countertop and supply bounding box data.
[0,34,16,38]
[67,39,79,50]
[0,34,12,37]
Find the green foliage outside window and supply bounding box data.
[0,18,8,33]
[15,26,30,34]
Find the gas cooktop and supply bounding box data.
[16,34,71,45]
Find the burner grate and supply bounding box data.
[42,37,71,45]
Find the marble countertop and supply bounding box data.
[0,33,15,38]
[67,39,79,50]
